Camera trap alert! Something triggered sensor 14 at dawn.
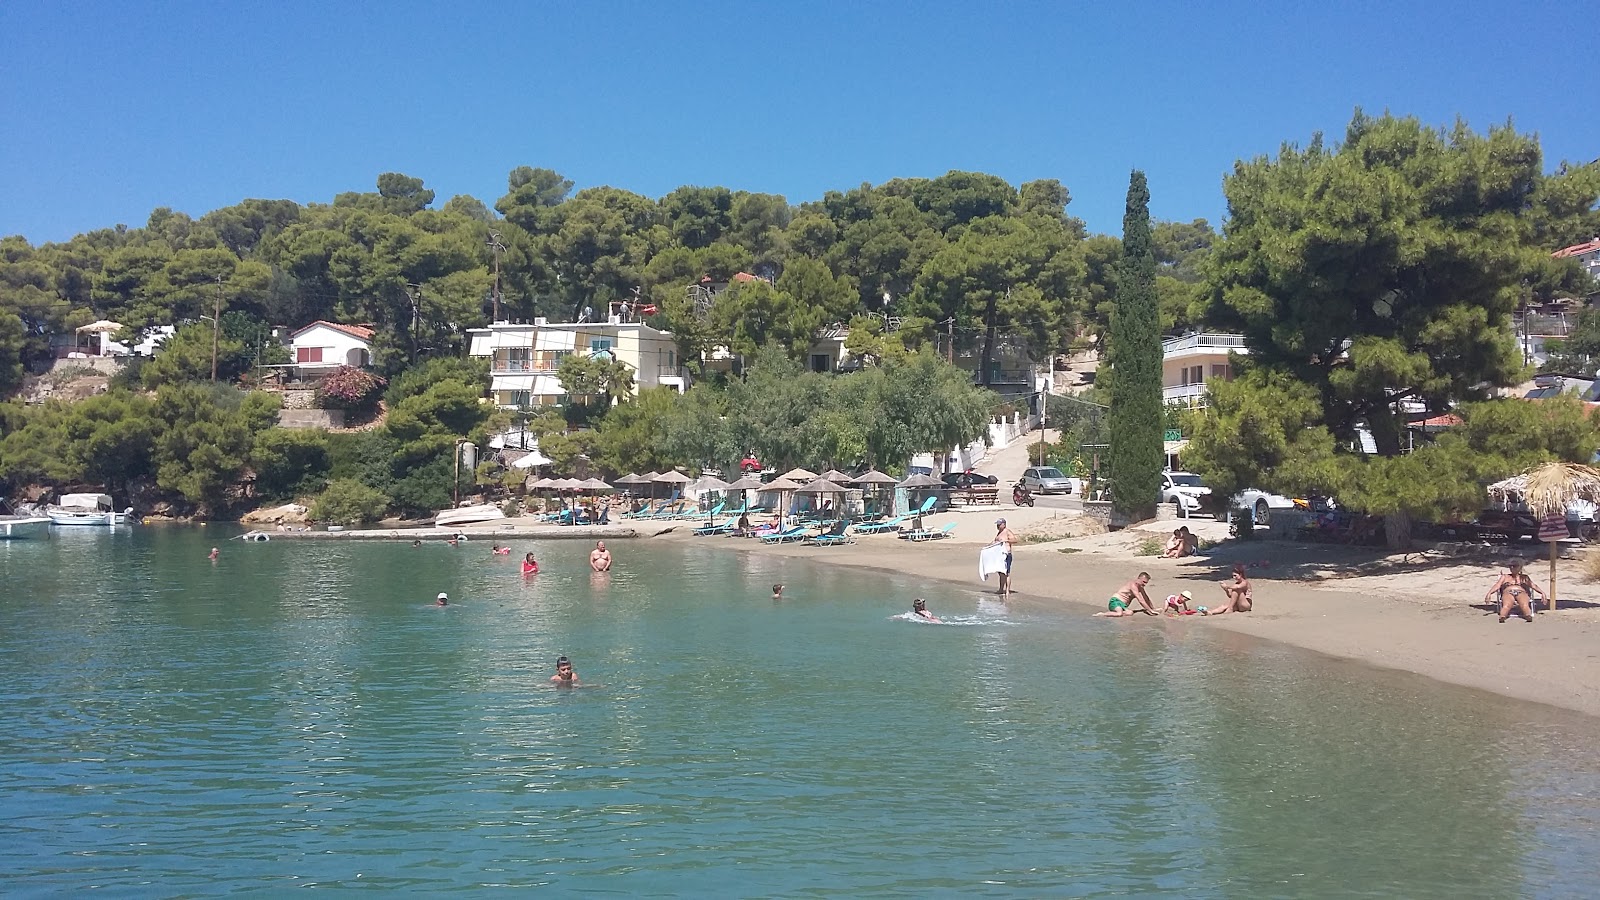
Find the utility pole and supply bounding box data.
[488,232,506,323]
[940,317,955,364]
[1037,386,1047,465]
[211,275,223,382]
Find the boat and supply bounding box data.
[434,504,506,527]
[46,493,132,526]
[0,509,51,539]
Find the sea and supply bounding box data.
[2,527,1598,897]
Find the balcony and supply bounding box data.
[1162,333,1248,358]
[1163,382,1212,406]
[492,358,565,374]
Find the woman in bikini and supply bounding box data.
[1209,564,1253,615]
[1485,559,1541,623]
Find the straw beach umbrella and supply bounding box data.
[818,469,853,484]
[778,467,818,484]
[797,477,849,520]
[723,474,765,516]
[852,469,900,517]
[1490,462,1600,612]
[762,475,806,526]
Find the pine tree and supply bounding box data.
[1105,171,1163,518]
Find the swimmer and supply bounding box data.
[1095,572,1158,617]
[435,591,449,606]
[912,597,942,623]
[522,552,539,575]
[208,547,219,561]
[491,543,511,555]
[772,583,784,600]
[589,540,612,573]
[550,656,579,686]
[412,540,422,548]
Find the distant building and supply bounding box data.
[1554,238,1600,287]
[289,321,374,375]
[466,318,686,409]
[1162,332,1247,407]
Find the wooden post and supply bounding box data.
[1549,538,1558,613]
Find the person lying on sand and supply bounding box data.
[1208,564,1253,614]
[1095,573,1158,617]
[1485,559,1541,623]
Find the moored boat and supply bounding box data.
[46,493,132,526]
[0,514,52,539]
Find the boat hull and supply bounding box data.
[47,511,130,526]
[0,516,52,539]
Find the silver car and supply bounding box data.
[1021,466,1076,495]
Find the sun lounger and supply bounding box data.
[808,523,855,546]
[902,522,956,542]
[759,526,811,544]
[693,516,739,536]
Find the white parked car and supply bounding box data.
[1020,466,1080,495]
[1232,488,1297,525]
[1161,471,1211,512]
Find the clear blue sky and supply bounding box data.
[1,1,1593,244]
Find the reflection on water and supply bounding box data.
[2,531,1597,895]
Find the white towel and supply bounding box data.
[979,543,1009,582]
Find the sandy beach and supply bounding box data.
[642,504,1600,718]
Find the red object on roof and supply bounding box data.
[1553,239,1600,259]
[292,320,375,341]
[731,272,760,282]
[1418,414,1462,428]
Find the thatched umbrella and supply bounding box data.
[852,469,900,517]
[761,475,806,525]
[797,477,850,520]
[1489,462,1600,612]
[778,467,818,484]
[818,468,853,484]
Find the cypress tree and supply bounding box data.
[1105,171,1162,518]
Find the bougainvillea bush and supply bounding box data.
[314,366,388,411]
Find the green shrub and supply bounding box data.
[310,478,390,525]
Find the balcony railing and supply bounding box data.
[656,365,686,379]
[1162,333,1248,355]
[492,359,563,374]
[1163,382,1211,404]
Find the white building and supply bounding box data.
[290,321,374,375]
[1162,332,1248,407]
[1554,238,1600,285]
[467,318,687,409]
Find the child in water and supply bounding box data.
[772,583,784,600]
[912,598,942,623]
[491,543,511,555]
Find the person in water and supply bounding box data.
[522,552,539,575]
[491,543,511,555]
[590,541,612,572]
[1485,558,1541,623]
[772,583,784,600]
[1209,564,1254,615]
[412,540,422,548]
[435,592,449,606]
[912,597,942,623]
[208,547,219,561]
[1096,572,1157,617]
[550,656,579,686]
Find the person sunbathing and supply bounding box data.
[1208,564,1253,614]
[1485,559,1541,623]
[1161,526,1198,559]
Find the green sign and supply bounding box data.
[1164,429,1182,442]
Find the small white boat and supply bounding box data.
[0,514,52,539]
[434,504,506,527]
[46,493,132,527]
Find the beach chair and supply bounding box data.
[693,516,740,536]
[807,521,855,546]
[622,500,661,519]
[759,526,811,544]
[903,522,956,542]
[855,497,936,535]
[676,501,724,521]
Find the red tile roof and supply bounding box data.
[292,321,375,341]
[1553,239,1600,259]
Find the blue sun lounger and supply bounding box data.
[807,522,854,546]
[902,522,956,542]
[855,496,937,534]
[759,526,811,544]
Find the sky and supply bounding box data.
[1,1,1593,244]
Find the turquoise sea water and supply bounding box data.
[3,528,1598,896]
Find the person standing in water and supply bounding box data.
[912,597,942,623]
[772,583,784,600]
[590,541,612,573]
[550,656,579,686]
[208,547,219,561]
[435,592,449,607]
[522,552,539,575]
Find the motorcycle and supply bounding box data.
[1012,482,1035,507]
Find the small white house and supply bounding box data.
[290,321,374,375]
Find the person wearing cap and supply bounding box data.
[550,656,579,686]
[1485,558,1541,623]
[1165,590,1196,614]
[991,518,1018,597]
[435,592,449,606]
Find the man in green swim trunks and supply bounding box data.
[1094,572,1157,617]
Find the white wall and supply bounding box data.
[292,325,371,370]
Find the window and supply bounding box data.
[1211,364,1231,380]
[296,346,323,363]
[511,391,532,408]
[1190,365,1203,384]
[810,354,831,373]
[590,338,612,355]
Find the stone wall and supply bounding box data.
[279,387,318,410]
[47,356,124,375]
[277,408,344,429]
